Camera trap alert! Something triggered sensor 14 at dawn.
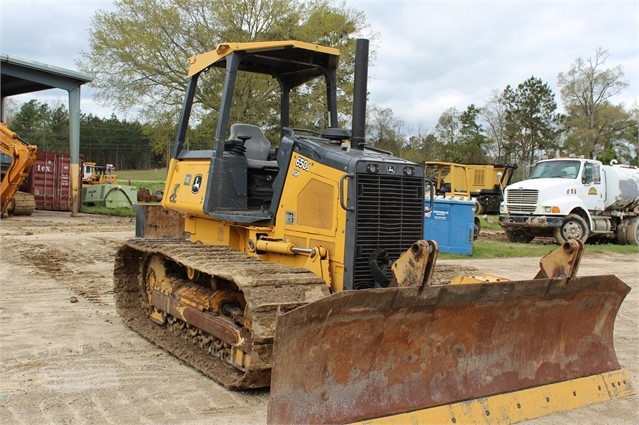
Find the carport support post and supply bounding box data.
[69,85,81,216]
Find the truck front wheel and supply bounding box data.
[554,214,589,244]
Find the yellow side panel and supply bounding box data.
[276,152,345,239]
[184,216,246,251]
[297,179,334,229]
[161,157,210,218]
[272,152,347,289]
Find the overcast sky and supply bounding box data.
[1,0,637,133]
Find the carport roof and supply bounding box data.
[1,54,93,98]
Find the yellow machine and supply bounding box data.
[82,161,119,185]
[1,122,37,217]
[113,40,634,424]
[425,161,517,214]
[81,161,139,209]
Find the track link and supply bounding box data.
[113,239,328,390]
[6,191,36,216]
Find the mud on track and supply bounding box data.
[1,210,637,424]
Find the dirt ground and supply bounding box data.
[1,210,637,425]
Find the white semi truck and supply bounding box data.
[499,158,639,245]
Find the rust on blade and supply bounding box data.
[267,275,630,424]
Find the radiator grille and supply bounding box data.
[353,174,424,289]
[506,189,538,213]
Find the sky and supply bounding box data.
[1,0,637,134]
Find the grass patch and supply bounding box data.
[584,242,639,255]
[80,205,136,217]
[115,169,167,193]
[116,168,167,181]
[440,239,638,260]
[440,240,554,259]
[131,181,166,193]
[477,215,503,231]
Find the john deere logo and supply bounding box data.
[191,174,203,194]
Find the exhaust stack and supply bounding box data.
[351,39,369,150]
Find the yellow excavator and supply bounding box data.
[113,40,634,424]
[1,122,37,217]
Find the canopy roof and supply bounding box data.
[187,40,340,88]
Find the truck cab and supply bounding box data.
[499,158,604,243]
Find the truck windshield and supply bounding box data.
[530,160,581,179]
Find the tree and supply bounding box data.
[458,104,488,163]
[558,48,631,159]
[79,0,369,148]
[10,100,51,149]
[433,107,461,162]
[367,106,404,156]
[481,90,512,164]
[624,106,639,166]
[9,99,158,168]
[49,105,70,152]
[2,98,21,126]
[80,113,157,169]
[428,106,490,164]
[403,123,439,164]
[502,77,561,170]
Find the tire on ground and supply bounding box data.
[553,214,589,244]
[626,217,639,246]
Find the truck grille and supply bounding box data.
[353,174,424,289]
[506,189,538,214]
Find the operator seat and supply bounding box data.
[229,123,278,209]
[229,124,278,169]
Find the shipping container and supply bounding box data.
[21,152,81,211]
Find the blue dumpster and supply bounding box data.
[424,198,475,255]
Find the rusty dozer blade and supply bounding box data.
[267,242,632,424]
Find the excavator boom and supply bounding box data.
[1,122,37,217]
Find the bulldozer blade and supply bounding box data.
[267,274,631,424]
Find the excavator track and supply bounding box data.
[113,238,328,390]
[6,191,36,216]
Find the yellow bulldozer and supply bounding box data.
[1,122,37,218]
[113,40,634,424]
[82,161,119,185]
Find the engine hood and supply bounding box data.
[506,178,577,192]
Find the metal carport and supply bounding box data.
[0,54,93,215]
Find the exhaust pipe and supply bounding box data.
[351,39,369,150]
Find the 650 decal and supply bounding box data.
[295,156,310,171]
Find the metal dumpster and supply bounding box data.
[424,198,475,255]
